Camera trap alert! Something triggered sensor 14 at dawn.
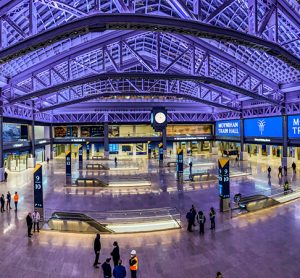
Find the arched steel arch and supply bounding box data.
[0,14,299,69]
[38,91,239,112]
[8,72,280,105]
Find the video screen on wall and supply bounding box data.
[109,126,120,137]
[3,123,21,142]
[166,125,212,136]
[54,126,78,137]
[244,116,282,137]
[81,126,104,137]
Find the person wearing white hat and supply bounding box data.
[129,250,138,278]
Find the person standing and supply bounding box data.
[6,191,11,210]
[191,205,197,227]
[4,171,8,182]
[102,258,112,278]
[114,157,118,166]
[197,211,206,235]
[278,166,283,177]
[284,165,288,176]
[113,260,126,278]
[93,233,101,268]
[111,241,120,267]
[209,207,216,230]
[189,161,193,174]
[186,209,194,232]
[267,166,271,177]
[26,212,33,237]
[129,250,138,278]
[292,162,296,173]
[0,194,5,212]
[14,192,19,211]
[32,209,40,232]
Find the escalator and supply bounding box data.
[48,212,114,233]
[238,194,279,212]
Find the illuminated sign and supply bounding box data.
[218,159,230,198]
[173,136,207,141]
[13,143,23,148]
[244,116,282,137]
[37,140,47,144]
[288,115,300,138]
[176,149,183,173]
[254,138,271,142]
[216,120,240,137]
[34,164,43,209]
[71,138,86,142]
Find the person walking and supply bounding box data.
[32,209,40,232]
[267,166,271,177]
[102,258,112,278]
[4,171,8,182]
[186,209,194,232]
[113,260,126,278]
[6,191,11,210]
[278,166,283,177]
[292,162,296,173]
[191,205,197,227]
[209,207,216,230]
[114,157,118,166]
[93,233,101,268]
[129,250,138,278]
[13,192,19,211]
[26,212,33,237]
[189,161,193,174]
[0,194,5,212]
[284,165,288,176]
[197,211,206,235]
[111,241,120,267]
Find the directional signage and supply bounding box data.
[158,143,164,161]
[218,158,230,198]
[86,142,90,160]
[176,149,183,173]
[66,151,71,177]
[34,164,43,209]
[78,145,83,162]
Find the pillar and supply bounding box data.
[50,124,54,159]
[28,102,36,168]
[282,114,291,167]
[162,128,167,155]
[104,122,109,158]
[0,96,4,181]
[239,118,248,160]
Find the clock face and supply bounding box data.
[155,112,166,124]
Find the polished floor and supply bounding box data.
[0,153,299,277]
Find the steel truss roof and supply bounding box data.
[0,0,299,123]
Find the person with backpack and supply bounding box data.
[186,209,194,232]
[197,211,206,235]
[209,207,216,230]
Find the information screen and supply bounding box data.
[244,116,282,137]
[288,115,300,138]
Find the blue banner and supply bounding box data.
[288,115,300,138]
[216,120,240,137]
[244,116,282,137]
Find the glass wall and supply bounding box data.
[4,152,28,172]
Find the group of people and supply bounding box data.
[26,210,41,237]
[267,162,297,178]
[0,191,19,212]
[186,205,216,234]
[93,234,138,278]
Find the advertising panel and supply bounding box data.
[215,120,240,137]
[244,116,282,138]
[166,125,212,136]
[288,115,300,138]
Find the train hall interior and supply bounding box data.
[0,0,299,277]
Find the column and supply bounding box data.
[162,128,167,155]
[50,124,54,159]
[132,144,137,157]
[0,96,4,181]
[104,122,109,158]
[28,102,36,168]
[282,114,290,167]
[239,118,248,160]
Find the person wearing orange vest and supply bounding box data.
[14,192,19,211]
[129,250,138,278]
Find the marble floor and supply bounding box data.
[0,154,299,277]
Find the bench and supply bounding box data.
[75,178,108,187]
[86,164,109,170]
[189,172,210,181]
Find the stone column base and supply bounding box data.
[240,151,249,161]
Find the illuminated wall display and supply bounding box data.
[244,116,282,137]
[288,115,300,138]
[215,120,240,137]
[167,124,212,136]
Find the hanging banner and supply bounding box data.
[86,142,90,160]
[218,158,230,198]
[158,143,164,161]
[34,164,43,215]
[66,151,71,177]
[176,149,184,173]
